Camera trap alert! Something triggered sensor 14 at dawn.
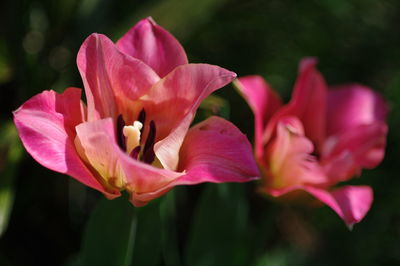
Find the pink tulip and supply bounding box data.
[13,18,259,206]
[236,58,388,227]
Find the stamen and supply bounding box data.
[130,145,141,160]
[123,121,143,154]
[137,108,146,141]
[142,120,156,164]
[118,110,158,165]
[117,115,126,150]
[138,108,146,125]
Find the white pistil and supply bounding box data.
[123,121,143,154]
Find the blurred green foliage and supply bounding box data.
[0,123,22,238]
[1,0,400,265]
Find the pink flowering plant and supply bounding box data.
[4,1,400,264]
[13,18,259,206]
[235,58,388,227]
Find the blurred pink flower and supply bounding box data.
[236,58,388,227]
[13,18,259,206]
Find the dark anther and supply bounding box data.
[137,108,146,125]
[117,114,126,151]
[137,108,146,140]
[130,146,141,160]
[311,151,320,160]
[142,120,156,164]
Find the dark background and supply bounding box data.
[0,0,399,265]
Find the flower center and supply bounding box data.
[117,109,157,164]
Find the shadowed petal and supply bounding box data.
[305,185,373,228]
[235,76,282,158]
[141,64,236,171]
[176,116,259,185]
[13,88,118,198]
[77,33,160,122]
[75,118,126,190]
[117,17,188,77]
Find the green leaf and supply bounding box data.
[130,200,162,266]
[80,194,162,266]
[81,194,137,266]
[160,189,181,266]
[184,183,252,266]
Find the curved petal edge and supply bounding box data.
[13,88,118,198]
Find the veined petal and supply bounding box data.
[175,116,259,185]
[77,33,160,122]
[141,63,236,171]
[266,116,328,189]
[305,185,373,228]
[235,76,282,158]
[264,58,327,149]
[75,118,182,206]
[117,17,188,77]
[13,88,117,197]
[75,118,125,190]
[326,84,388,136]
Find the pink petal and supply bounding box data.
[326,84,388,136]
[75,118,182,206]
[116,17,188,77]
[235,76,282,158]
[13,88,118,198]
[321,123,388,182]
[264,58,327,149]
[305,185,373,228]
[128,117,260,205]
[322,85,388,181]
[265,116,328,189]
[174,116,259,185]
[141,64,236,171]
[77,33,160,122]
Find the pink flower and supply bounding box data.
[236,58,388,227]
[13,18,259,206]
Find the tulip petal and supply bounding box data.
[321,123,388,182]
[266,116,328,189]
[130,117,260,205]
[75,118,182,206]
[77,33,160,122]
[264,58,327,149]
[13,88,117,197]
[322,85,388,181]
[291,58,327,146]
[117,17,188,77]
[176,116,259,185]
[327,84,388,135]
[141,64,236,171]
[305,185,373,228]
[235,76,282,158]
